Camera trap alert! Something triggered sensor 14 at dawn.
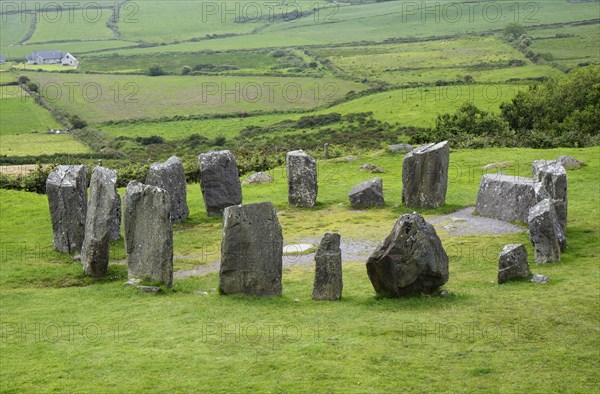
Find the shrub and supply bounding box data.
[147,65,165,76]
[181,66,192,75]
[134,135,164,145]
[69,115,88,129]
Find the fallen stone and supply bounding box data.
[198,150,242,216]
[388,143,413,153]
[359,163,386,173]
[528,199,563,264]
[312,233,343,301]
[367,212,449,297]
[242,172,274,185]
[124,278,142,286]
[498,244,530,284]
[402,141,449,208]
[475,174,542,222]
[536,163,567,232]
[81,166,119,277]
[146,156,189,223]
[531,274,550,284]
[137,285,161,293]
[286,150,318,207]
[123,181,173,287]
[348,178,384,209]
[46,165,88,254]
[556,155,585,170]
[219,202,283,296]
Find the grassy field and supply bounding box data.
[0,86,62,134]
[24,73,366,123]
[0,40,139,59]
[530,23,600,69]
[0,146,598,392]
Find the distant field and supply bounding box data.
[28,9,114,43]
[0,133,91,156]
[0,87,62,134]
[1,41,139,59]
[0,13,31,53]
[530,24,600,68]
[25,73,366,123]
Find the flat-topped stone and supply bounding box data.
[402,141,449,208]
[286,150,318,207]
[146,156,189,223]
[475,174,542,222]
[198,150,242,216]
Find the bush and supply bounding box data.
[134,135,164,145]
[26,82,39,92]
[181,66,192,75]
[147,65,166,76]
[69,115,88,129]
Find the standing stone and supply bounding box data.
[498,244,530,284]
[198,150,242,216]
[532,160,555,179]
[46,165,87,254]
[123,182,173,287]
[286,150,318,207]
[312,233,343,301]
[366,213,449,297]
[110,191,121,240]
[402,141,449,208]
[528,199,562,264]
[536,163,567,232]
[81,167,118,277]
[219,202,283,296]
[348,178,384,208]
[476,174,542,222]
[146,156,189,223]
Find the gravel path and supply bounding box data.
[173,206,525,279]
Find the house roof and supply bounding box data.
[26,51,65,60]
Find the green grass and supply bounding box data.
[0,146,598,392]
[1,40,139,59]
[0,133,92,156]
[0,13,31,53]
[25,73,366,124]
[27,7,115,43]
[0,87,62,134]
[530,24,600,68]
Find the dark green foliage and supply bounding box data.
[69,115,88,129]
[134,135,165,145]
[147,65,166,76]
[0,164,56,194]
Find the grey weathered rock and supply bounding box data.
[46,165,88,254]
[367,213,449,297]
[110,190,121,240]
[476,174,543,222]
[532,160,555,179]
[312,233,343,301]
[536,163,567,232]
[198,150,242,216]
[388,143,413,153]
[81,167,118,277]
[498,244,530,284]
[359,163,386,173]
[286,150,318,207]
[242,172,274,185]
[556,155,585,170]
[146,156,189,223]
[531,274,550,284]
[528,199,563,264]
[402,141,449,208]
[219,202,283,296]
[348,178,384,209]
[123,182,173,287]
[124,278,142,286]
[137,285,161,293]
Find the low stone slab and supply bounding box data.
[531,274,550,284]
[198,150,242,216]
[287,150,318,207]
[219,202,283,296]
[243,172,274,185]
[46,165,88,254]
[402,141,449,208]
[359,163,386,173]
[528,199,563,264]
[498,244,530,284]
[556,156,585,170]
[312,233,343,301]
[348,178,384,209]
[476,174,542,222]
[388,143,413,153]
[146,156,189,223]
[81,166,119,277]
[123,182,173,287]
[367,213,449,297]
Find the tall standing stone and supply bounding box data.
[476,174,542,222]
[81,167,118,277]
[198,150,242,216]
[146,156,189,223]
[536,163,567,232]
[367,213,449,297]
[402,141,449,208]
[528,199,562,264]
[498,244,530,284]
[110,191,121,240]
[123,182,173,287]
[312,233,343,301]
[286,150,318,207]
[46,165,87,254]
[219,202,283,296]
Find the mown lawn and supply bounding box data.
[0,146,598,392]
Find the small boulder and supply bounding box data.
[367,213,449,297]
[498,244,530,284]
[286,150,318,207]
[402,141,449,208]
[348,178,384,209]
[145,156,189,223]
[198,150,242,216]
[359,163,386,173]
[137,285,161,293]
[243,172,274,185]
[531,274,550,284]
[528,199,563,264]
[556,156,585,170]
[388,143,413,153]
[312,233,343,301]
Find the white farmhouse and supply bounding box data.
[26,51,78,66]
